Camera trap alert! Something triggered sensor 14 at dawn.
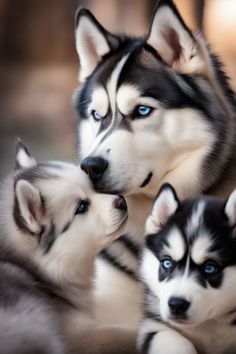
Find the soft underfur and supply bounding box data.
[139,184,236,354]
[0,140,128,354]
[74,0,236,349]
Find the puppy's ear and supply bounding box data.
[146,0,205,75]
[145,183,179,234]
[15,138,36,171]
[14,180,44,235]
[224,189,236,228]
[75,9,119,82]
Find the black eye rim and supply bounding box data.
[160,256,175,270]
[133,105,154,119]
[91,110,106,122]
[74,200,90,215]
[201,260,222,276]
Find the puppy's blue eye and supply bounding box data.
[161,258,173,270]
[203,263,219,275]
[75,200,89,215]
[92,110,103,121]
[135,105,152,117]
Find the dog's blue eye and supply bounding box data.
[203,263,219,275]
[92,110,103,121]
[135,105,152,117]
[75,200,89,215]
[161,258,173,270]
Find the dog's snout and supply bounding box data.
[113,196,127,211]
[168,297,190,316]
[81,157,108,181]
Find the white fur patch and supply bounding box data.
[106,54,129,116]
[116,84,140,116]
[191,234,213,265]
[88,86,109,118]
[225,189,236,227]
[140,248,160,297]
[186,201,206,237]
[164,227,186,262]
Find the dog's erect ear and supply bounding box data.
[15,180,44,235]
[75,9,119,82]
[146,0,204,75]
[225,189,236,228]
[145,183,179,234]
[15,138,36,171]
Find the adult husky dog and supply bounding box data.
[74,0,236,337]
[139,183,236,354]
[0,140,128,353]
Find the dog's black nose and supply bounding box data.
[81,157,108,180]
[113,196,127,211]
[168,297,190,316]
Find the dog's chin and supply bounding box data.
[168,316,201,329]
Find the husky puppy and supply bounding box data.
[73,0,236,336]
[0,140,128,354]
[138,183,236,354]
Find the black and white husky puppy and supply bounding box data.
[138,183,236,354]
[0,140,127,354]
[74,0,236,335]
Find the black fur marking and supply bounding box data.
[99,249,138,281]
[140,172,153,188]
[144,309,163,323]
[141,332,157,354]
[114,234,140,257]
[40,222,56,254]
[61,220,72,234]
[231,319,236,326]
[14,163,61,186]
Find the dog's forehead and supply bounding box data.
[19,161,93,201]
[162,199,226,263]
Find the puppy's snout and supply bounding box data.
[168,297,190,316]
[113,196,127,211]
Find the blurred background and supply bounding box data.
[0,0,236,177]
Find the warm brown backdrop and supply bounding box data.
[0,0,236,177]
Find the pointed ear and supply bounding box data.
[15,138,36,171]
[75,9,119,82]
[225,189,236,228]
[145,183,179,234]
[146,0,205,74]
[15,180,44,235]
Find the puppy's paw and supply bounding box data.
[148,331,197,354]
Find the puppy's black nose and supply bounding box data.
[81,157,108,181]
[168,297,190,316]
[113,196,127,211]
